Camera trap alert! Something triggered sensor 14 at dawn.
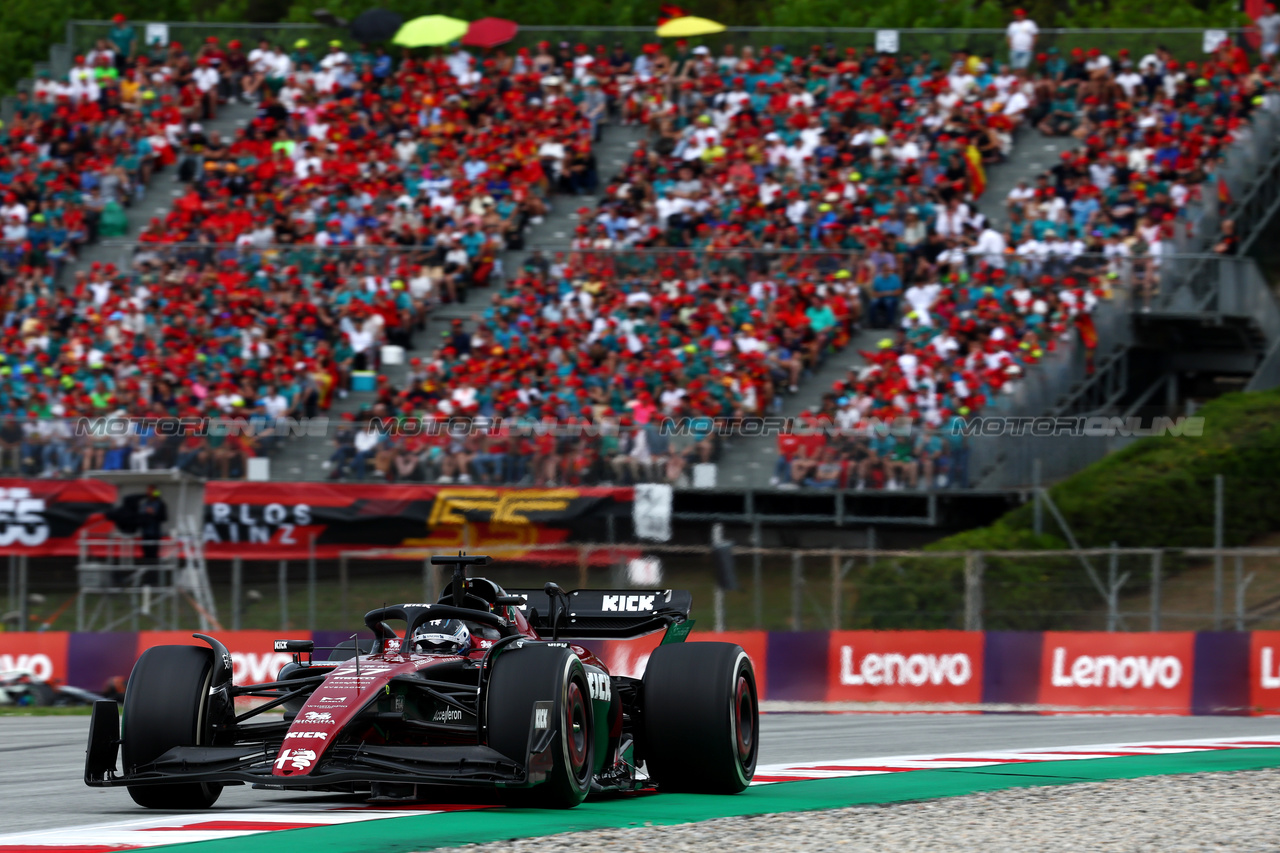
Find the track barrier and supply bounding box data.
[6,628,1280,715]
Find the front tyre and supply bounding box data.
[642,642,758,793]
[121,645,223,809]
[487,644,594,808]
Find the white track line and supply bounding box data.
[4,736,1279,849]
[750,734,1280,783]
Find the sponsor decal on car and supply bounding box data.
[432,708,463,723]
[601,594,655,612]
[318,696,347,704]
[285,730,328,740]
[274,748,317,772]
[533,700,553,730]
[587,671,612,702]
[302,711,333,722]
[332,664,393,676]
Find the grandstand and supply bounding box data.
[2,18,1280,520]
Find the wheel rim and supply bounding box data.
[734,673,755,766]
[565,680,589,779]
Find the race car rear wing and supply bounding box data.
[504,588,692,639]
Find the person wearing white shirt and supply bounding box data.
[934,201,970,238]
[1116,65,1143,98]
[446,47,473,81]
[0,201,28,224]
[192,63,219,94]
[1006,180,1035,208]
[904,281,941,317]
[1003,88,1030,121]
[1006,9,1038,69]
[319,44,349,71]
[1259,4,1280,59]
[970,225,1008,268]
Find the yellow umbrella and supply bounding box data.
[655,16,726,38]
[393,14,470,48]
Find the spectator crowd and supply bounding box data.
[0,14,1276,489]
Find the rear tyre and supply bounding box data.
[487,644,594,808]
[122,645,224,809]
[642,642,758,793]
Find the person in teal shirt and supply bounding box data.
[108,15,136,71]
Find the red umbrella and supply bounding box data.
[462,17,519,49]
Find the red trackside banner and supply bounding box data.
[1037,631,1196,713]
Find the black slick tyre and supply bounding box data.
[642,642,758,793]
[121,645,223,809]
[487,644,593,808]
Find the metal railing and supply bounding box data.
[8,20,1257,105]
[64,21,1254,70]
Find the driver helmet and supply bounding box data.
[411,619,471,655]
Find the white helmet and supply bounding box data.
[411,619,471,655]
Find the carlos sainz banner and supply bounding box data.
[202,483,633,559]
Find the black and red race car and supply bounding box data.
[85,554,758,809]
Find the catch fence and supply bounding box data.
[13,541,1280,636]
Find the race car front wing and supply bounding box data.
[84,700,557,791]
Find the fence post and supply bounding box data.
[17,555,28,632]
[751,521,762,629]
[6,554,15,628]
[831,551,842,631]
[964,552,983,631]
[790,551,802,631]
[1213,474,1224,630]
[1150,550,1162,632]
[339,554,349,629]
[278,560,288,632]
[1235,552,1252,631]
[307,534,317,632]
[1032,461,1043,537]
[1107,542,1119,632]
[577,546,589,590]
[231,556,242,631]
[868,527,876,569]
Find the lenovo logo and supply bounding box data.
[1261,647,1280,689]
[1050,648,1182,689]
[602,595,655,612]
[838,646,972,687]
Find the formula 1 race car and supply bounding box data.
[85,554,758,809]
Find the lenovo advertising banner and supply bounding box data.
[202,483,633,560]
[1037,631,1196,713]
[0,479,117,556]
[0,628,1269,715]
[826,631,984,704]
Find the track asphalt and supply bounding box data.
[2,714,1278,849]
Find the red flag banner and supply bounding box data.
[0,478,117,556]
